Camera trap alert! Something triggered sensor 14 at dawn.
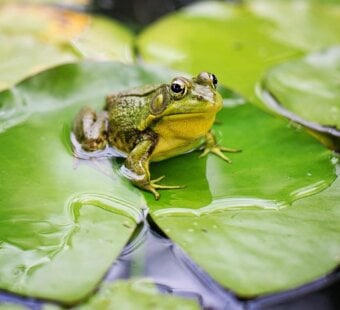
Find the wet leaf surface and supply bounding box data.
[0,61,337,300]
[137,2,340,295]
[0,4,133,90]
[77,279,199,310]
[145,94,337,297]
[152,160,340,297]
[145,100,335,211]
[0,62,178,303]
[137,0,340,101]
[260,46,340,150]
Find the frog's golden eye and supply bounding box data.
[170,78,187,99]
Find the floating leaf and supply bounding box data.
[144,96,337,297]
[260,46,340,151]
[150,149,339,297]
[0,60,337,301]
[137,0,340,100]
[0,304,26,310]
[77,279,199,310]
[0,61,180,303]
[0,4,134,90]
[152,161,340,296]
[145,102,335,211]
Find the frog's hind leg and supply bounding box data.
[73,106,108,152]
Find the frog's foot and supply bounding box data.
[199,145,241,163]
[146,176,185,200]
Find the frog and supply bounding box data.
[72,72,240,200]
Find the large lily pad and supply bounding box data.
[152,160,340,296]
[145,101,335,211]
[137,2,340,295]
[260,46,340,151]
[145,95,337,297]
[0,4,134,90]
[0,60,337,301]
[137,0,340,101]
[0,61,179,303]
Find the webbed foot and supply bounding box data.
[200,145,241,163]
[145,176,185,200]
[200,131,241,163]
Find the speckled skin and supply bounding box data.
[73,72,240,199]
[104,84,163,155]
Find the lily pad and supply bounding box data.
[0,60,337,301]
[137,0,340,101]
[0,61,180,303]
[0,304,26,310]
[77,279,199,310]
[152,159,340,297]
[0,4,134,90]
[143,95,337,297]
[260,46,340,151]
[141,83,336,296]
[145,101,335,211]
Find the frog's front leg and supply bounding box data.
[200,131,241,163]
[121,132,183,200]
[73,106,108,151]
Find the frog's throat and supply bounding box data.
[138,112,204,131]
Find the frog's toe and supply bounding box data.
[199,148,210,158]
[145,185,160,200]
[151,177,185,190]
[151,175,166,184]
[200,146,233,163]
[144,177,184,199]
[211,147,232,163]
[200,144,241,163]
[219,146,241,153]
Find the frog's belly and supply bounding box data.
[150,113,215,162]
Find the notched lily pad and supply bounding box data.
[260,46,340,151]
[145,88,337,297]
[153,162,340,297]
[0,61,180,303]
[137,0,340,101]
[0,60,337,302]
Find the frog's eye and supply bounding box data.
[170,78,187,99]
[211,74,218,88]
[197,72,218,89]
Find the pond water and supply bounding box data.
[0,217,339,309]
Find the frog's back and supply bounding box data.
[104,84,162,152]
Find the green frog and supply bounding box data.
[73,72,239,199]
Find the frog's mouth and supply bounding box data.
[162,112,209,120]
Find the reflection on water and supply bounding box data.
[1,218,339,310]
[105,220,241,310]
